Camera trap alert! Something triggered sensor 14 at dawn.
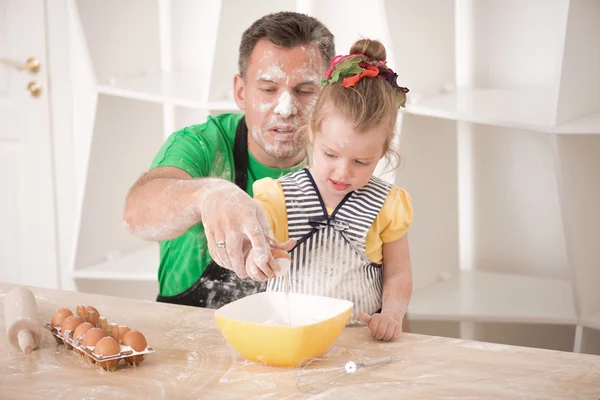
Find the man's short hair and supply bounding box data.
[238,12,335,79]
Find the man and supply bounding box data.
[123,12,335,308]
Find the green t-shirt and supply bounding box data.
[150,113,306,296]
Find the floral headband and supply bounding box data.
[321,54,409,108]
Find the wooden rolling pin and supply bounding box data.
[4,287,41,354]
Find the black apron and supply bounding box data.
[156,117,267,308]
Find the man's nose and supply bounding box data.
[273,92,298,118]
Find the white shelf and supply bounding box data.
[72,245,158,281]
[405,89,600,134]
[582,313,600,331]
[97,71,236,110]
[409,270,577,325]
[557,110,600,134]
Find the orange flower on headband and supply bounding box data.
[342,63,379,87]
[321,54,410,108]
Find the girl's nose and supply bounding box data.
[336,161,352,180]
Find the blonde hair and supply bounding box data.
[309,39,401,169]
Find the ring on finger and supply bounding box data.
[215,240,225,248]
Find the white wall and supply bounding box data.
[472,126,569,279]
[395,115,459,291]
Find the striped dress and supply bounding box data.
[266,168,392,324]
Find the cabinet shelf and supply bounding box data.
[72,244,158,281]
[405,89,600,134]
[409,270,577,325]
[97,71,236,110]
[582,313,600,331]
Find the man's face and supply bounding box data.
[234,39,324,167]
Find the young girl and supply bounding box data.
[252,39,413,342]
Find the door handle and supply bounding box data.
[27,81,42,97]
[0,57,40,74]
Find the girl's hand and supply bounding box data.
[359,311,402,341]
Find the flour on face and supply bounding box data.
[273,92,298,118]
[245,42,325,163]
[250,114,307,160]
[259,65,288,84]
[254,97,276,113]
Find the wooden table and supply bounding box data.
[1,283,599,399]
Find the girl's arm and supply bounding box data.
[381,234,413,323]
[359,234,412,341]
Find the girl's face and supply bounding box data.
[310,111,388,206]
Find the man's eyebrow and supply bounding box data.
[256,77,278,84]
[256,77,319,86]
[296,78,319,86]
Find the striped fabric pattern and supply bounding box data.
[266,169,392,324]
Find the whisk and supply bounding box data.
[296,356,397,393]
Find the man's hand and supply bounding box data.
[200,180,286,279]
[244,240,295,280]
[359,311,402,341]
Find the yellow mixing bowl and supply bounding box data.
[214,292,353,367]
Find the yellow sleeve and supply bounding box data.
[364,185,413,264]
[252,178,289,243]
[378,185,413,243]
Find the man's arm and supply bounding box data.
[123,166,206,241]
[123,166,285,280]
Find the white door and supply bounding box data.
[0,0,58,288]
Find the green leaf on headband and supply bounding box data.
[324,56,366,85]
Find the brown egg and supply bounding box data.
[73,322,94,340]
[60,315,84,334]
[81,328,106,347]
[122,331,147,351]
[93,337,121,372]
[93,336,121,356]
[51,308,73,327]
[122,331,147,366]
[117,326,131,343]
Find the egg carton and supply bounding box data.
[45,324,155,371]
